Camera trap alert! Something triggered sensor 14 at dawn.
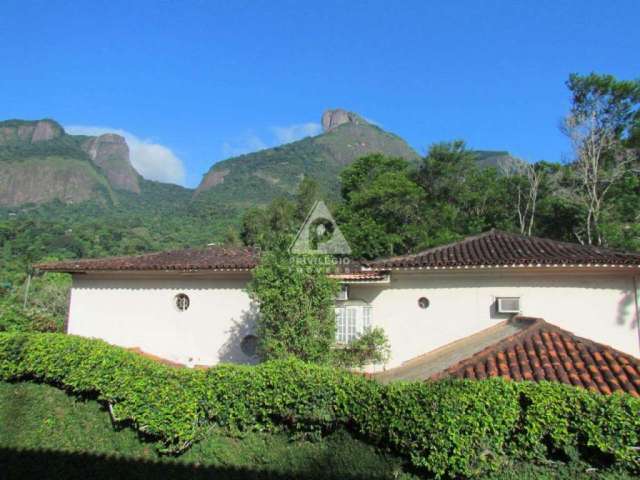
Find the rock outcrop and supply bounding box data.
[0,118,142,206]
[321,109,364,132]
[195,168,230,194]
[81,134,140,193]
[0,159,109,207]
[0,119,64,145]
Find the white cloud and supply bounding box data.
[219,122,322,160]
[270,122,322,145]
[65,125,187,185]
[221,132,268,158]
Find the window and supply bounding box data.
[334,300,372,344]
[175,293,190,312]
[418,297,430,309]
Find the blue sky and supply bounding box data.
[1,0,638,187]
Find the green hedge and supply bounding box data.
[0,332,639,478]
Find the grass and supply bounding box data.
[0,381,635,480]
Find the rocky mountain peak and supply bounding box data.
[321,109,366,132]
[0,119,64,145]
[81,133,140,193]
[31,120,63,142]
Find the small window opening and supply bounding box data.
[241,335,258,357]
[418,297,430,309]
[175,293,190,312]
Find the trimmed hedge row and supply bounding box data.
[0,332,639,478]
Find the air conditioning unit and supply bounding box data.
[496,297,521,314]
[336,284,349,301]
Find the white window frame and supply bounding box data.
[334,300,372,344]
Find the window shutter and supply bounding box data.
[363,306,372,331]
[347,308,357,342]
[335,307,345,343]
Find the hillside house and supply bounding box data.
[37,230,640,388]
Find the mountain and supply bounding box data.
[194,109,420,206]
[0,114,525,213]
[472,150,526,174]
[0,119,140,207]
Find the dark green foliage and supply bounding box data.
[247,241,389,368]
[239,178,321,251]
[417,141,515,238]
[1,332,639,478]
[337,154,428,259]
[248,246,339,363]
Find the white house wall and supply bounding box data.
[350,270,640,371]
[67,269,640,371]
[68,273,257,366]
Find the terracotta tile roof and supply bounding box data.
[35,246,260,273]
[431,317,640,397]
[367,229,640,269]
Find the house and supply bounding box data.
[36,230,640,377]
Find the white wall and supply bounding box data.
[68,273,257,366]
[68,269,640,371]
[350,270,640,371]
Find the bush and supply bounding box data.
[0,332,638,478]
[0,298,62,333]
[332,326,391,368]
[248,244,391,368]
[248,245,339,363]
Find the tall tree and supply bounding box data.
[295,177,320,221]
[561,73,640,245]
[337,154,426,259]
[239,178,322,251]
[417,141,513,242]
[513,163,545,236]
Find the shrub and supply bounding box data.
[0,298,62,333]
[332,326,391,368]
[247,245,339,363]
[248,243,391,368]
[0,332,638,478]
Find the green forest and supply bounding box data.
[1,72,639,332]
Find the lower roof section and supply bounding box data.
[377,316,640,397]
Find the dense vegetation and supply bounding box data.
[0,177,242,331]
[5,382,636,480]
[1,332,639,478]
